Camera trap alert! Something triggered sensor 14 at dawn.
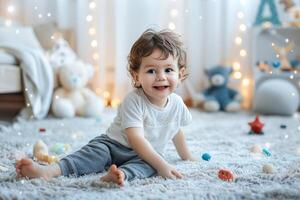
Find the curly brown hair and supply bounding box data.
[127,29,188,87]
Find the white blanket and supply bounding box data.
[0,43,54,119]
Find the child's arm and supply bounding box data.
[172,130,199,161]
[125,127,183,179]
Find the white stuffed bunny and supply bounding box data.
[51,60,104,118]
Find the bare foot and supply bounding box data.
[100,164,125,186]
[15,158,60,180]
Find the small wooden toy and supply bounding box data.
[250,144,262,154]
[33,140,58,164]
[248,116,264,135]
[263,163,274,173]
[218,169,235,182]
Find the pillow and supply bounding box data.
[253,79,299,116]
[0,27,43,50]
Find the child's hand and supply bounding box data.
[157,164,183,179]
[187,156,199,161]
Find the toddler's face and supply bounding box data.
[133,49,184,107]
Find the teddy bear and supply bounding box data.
[47,38,77,87]
[51,60,104,118]
[193,66,241,112]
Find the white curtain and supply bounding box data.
[2,0,277,101]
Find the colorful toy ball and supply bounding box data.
[218,169,235,182]
[201,153,211,161]
[248,115,264,135]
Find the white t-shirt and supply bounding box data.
[106,88,192,154]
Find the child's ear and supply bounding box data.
[179,67,186,81]
[131,71,141,87]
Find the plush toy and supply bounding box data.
[47,38,77,87]
[51,60,104,118]
[195,66,241,112]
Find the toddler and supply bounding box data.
[16,29,197,186]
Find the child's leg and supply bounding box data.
[16,158,61,179]
[118,156,156,181]
[16,135,113,179]
[59,135,112,177]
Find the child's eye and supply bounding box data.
[147,69,156,74]
[165,68,174,73]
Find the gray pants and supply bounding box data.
[58,134,156,181]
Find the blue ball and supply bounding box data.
[202,153,211,161]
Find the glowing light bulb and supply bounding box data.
[89,28,96,35]
[233,71,242,79]
[47,12,51,17]
[168,22,176,30]
[89,1,96,9]
[290,75,294,79]
[237,11,244,19]
[235,37,242,45]
[233,62,241,70]
[103,91,110,99]
[240,49,247,57]
[38,14,43,18]
[93,53,99,60]
[285,38,289,43]
[86,15,93,22]
[111,98,121,108]
[242,78,250,86]
[91,40,98,48]
[170,9,178,17]
[239,24,247,32]
[7,5,15,13]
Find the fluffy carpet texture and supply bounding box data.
[0,109,300,200]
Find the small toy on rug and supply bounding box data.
[192,65,241,112]
[262,163,275,173]
[218,169,235,182]
[50,143,71,155]
[201,153,211,161]
[51,60,104,118]
[280,124,287,129]
[248,116,264,135]
[250,144,262,154]
[33,140,59,164]
[262,148,272,157]
[39,128,46,133]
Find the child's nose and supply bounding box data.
[156,72,166,81]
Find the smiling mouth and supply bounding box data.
[153,86,169,90]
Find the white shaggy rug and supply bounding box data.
[0,109,300,200]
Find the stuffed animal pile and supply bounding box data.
[193,66,241,112]
[48,38,104,118]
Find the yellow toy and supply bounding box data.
[33,140,59,164]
